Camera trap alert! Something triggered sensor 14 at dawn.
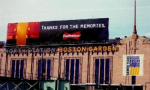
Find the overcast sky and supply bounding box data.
[0,0,150,42]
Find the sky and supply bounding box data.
[0,0,150,42]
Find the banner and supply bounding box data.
[6,18,109,46]
[123,54,144,76]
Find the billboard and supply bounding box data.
[6,18,109,46]
[123,54,144,76]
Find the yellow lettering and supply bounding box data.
[63,47,67,52]
[112,46,117,51]
[103,46,107,51]
[77,47,81,52]
[68,47,72,52]
[93,46,98,52]
[98,46,102,51]
[59,46,117,53]
[89,46,93,52]
[108,46,112,52]
[82,47,87,52]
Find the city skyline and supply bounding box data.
[0,0,150,42]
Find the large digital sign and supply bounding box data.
[6,18,109,46]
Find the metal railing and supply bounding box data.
[0,69,57,81]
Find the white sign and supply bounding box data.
[123,54,144,76]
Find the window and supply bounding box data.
[94,58,110,84]
[47,60,51,80]
[95,59,99,84]
[105,59,110,84]
[11,60,15,78]
[65,59,80,84]
[70,59,74,84]
[132,76,136,84]
[75,59,79,84]
[66,59,70,80]
[11,60,24,79]
[38,59,51,80]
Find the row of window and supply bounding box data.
[10,59,110,84]
[10,59,136,84]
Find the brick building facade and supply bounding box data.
[0,1,150,89]
[0,31,150,90]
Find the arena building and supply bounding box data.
[0,1,150,90]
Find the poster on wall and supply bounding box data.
[123,54,144,76]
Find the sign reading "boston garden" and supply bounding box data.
[59,46,117,52]
[5,45,117,53]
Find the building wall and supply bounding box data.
[0,48,6,77]
[0,34,150,90]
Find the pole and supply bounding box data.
[5,51,8,77]
[41,49,43,80]
[132,85,134,90]
[58,52,61,79]
[31,50,34,80]
[87,48,90,90]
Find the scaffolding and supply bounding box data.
[0,69,70,90]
